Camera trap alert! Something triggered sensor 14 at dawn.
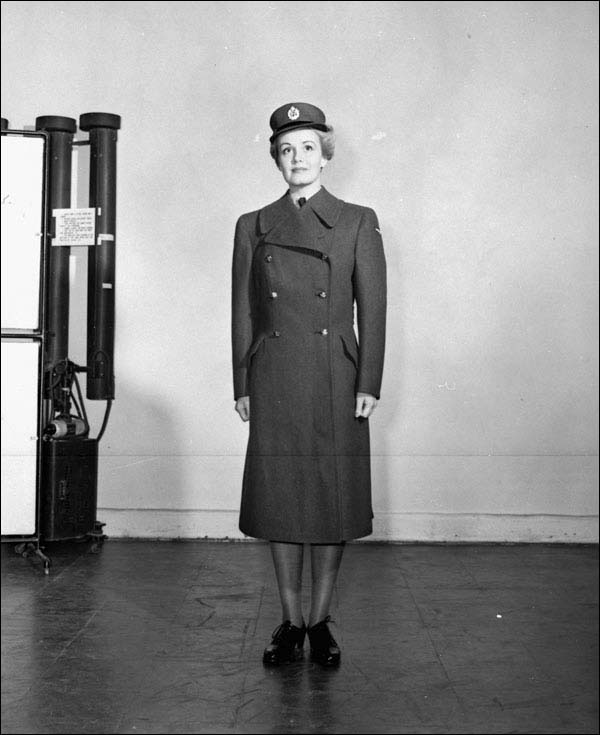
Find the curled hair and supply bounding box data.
[270,126,335,165]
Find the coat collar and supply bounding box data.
[258,186,344,235]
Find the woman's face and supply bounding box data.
[276,128,327,189]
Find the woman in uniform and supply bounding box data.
[231,102,386,666]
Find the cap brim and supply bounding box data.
[269,121,328,143]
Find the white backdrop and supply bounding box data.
[1,1,598,541]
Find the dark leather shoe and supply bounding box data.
[263,620,306,665]
[308,615,341,667]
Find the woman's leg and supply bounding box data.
[270,541,304,627]
[309,542,345,626]
[263,541,306,665]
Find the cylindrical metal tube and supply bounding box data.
[79,112,121,400]
[35,116,77,399]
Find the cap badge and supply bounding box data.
[287,106,300,121]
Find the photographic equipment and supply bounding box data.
[1,112,120,572]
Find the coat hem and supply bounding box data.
[238,524,373,544]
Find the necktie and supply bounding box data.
[298,197,306,208]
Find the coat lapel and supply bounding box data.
[258,188,344,257]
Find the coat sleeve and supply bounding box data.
[353,207,387,399]
[231,214,255,400]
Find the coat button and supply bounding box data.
[265,254,273,262]
[320,328,329,336]
[272,330,281,337]
[318,291,327,298]
[270,291,278,299]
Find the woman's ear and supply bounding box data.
[320,158,328,171]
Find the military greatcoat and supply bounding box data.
[232,187,386,543]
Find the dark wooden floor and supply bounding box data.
[1,540,598,734]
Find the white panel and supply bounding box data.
[1,135,44,330]
[1,341,39,535]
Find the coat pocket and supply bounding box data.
[246,334,267,368]
[340,332,359,369]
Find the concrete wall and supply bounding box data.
[1,0,598,541]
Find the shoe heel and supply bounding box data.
[262,621,306,666]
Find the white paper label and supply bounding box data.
[52,207,96,247]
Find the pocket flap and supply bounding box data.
[246,334,266,365]
[340,332,359,367]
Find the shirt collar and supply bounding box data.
[258,186,343,234]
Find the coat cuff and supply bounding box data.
[357,382,381,401]
[233,370,249,401]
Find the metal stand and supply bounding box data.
[14,540,51,575]
[88,521,107,553]
[2,111,120,575]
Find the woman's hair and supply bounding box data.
[270,126,335,165]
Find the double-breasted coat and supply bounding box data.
[232,186,386,543]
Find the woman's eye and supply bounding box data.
[281,148,291,155]
[304,144,314,151]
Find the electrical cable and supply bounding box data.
[73,371,89,429]
[69,394,86,433]
[96,400,112,443]
[70,392,82,419]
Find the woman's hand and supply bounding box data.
[235,396,250,422]
[355,392,378,419]
[237,394,377,421]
